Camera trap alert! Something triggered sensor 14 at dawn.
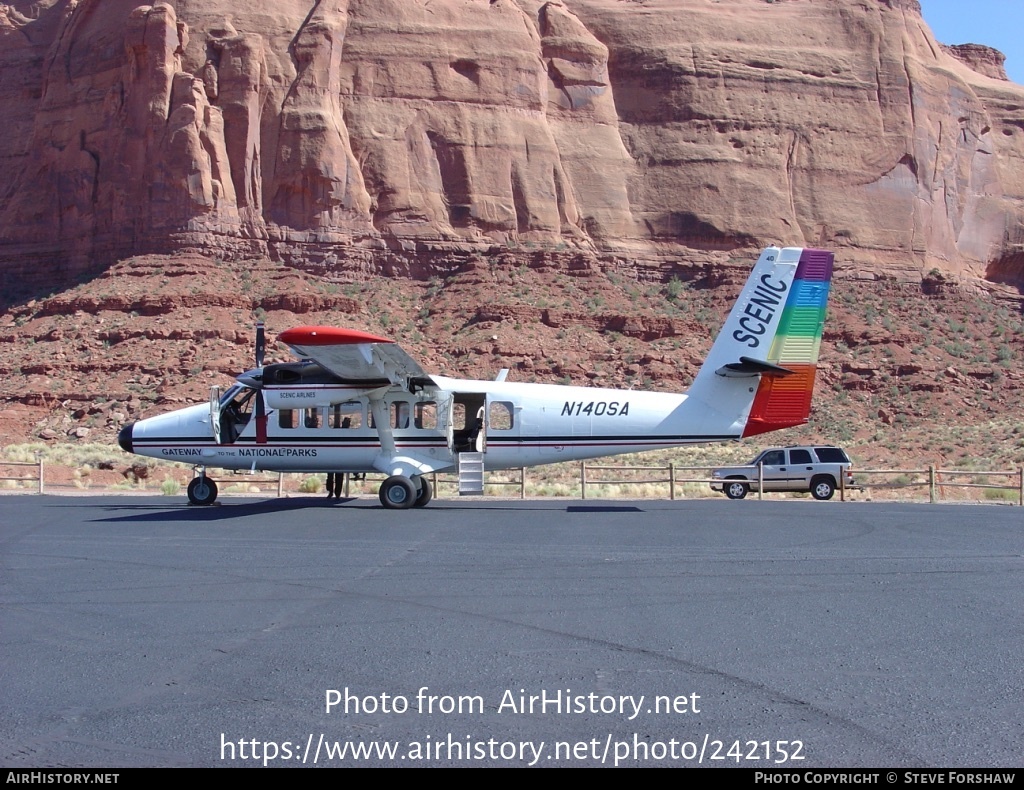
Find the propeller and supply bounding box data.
[254,321,268,444]
[255,321,266,368]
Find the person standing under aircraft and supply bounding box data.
[326,472,345,499]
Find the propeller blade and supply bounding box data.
[255,390,267,444]
[255,321,266,368]
[254,322,267,443]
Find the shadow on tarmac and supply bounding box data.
[86,497,360,523]
[82,497,645,523]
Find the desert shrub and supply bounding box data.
[982,487,1017,503]
[299,476,322,494]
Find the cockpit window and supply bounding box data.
[225,387,256,417]
[219,386,256,443]
[219,384,244,407]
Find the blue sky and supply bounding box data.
[920,0,1024,84]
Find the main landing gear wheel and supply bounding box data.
[724,479,749,500]
[379,475,416,509]
[413,477,433,508]
[187,477,218,505]
[811,477,836,501]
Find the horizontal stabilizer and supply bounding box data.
[717,357,795,378]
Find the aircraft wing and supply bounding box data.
[277,326,435,391]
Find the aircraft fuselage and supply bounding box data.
[120,377,728,475]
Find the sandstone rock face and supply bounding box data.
[1,0,1023,290]
[943,44,1008,82]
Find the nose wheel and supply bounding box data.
[187,474,218,505]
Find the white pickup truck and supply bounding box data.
[711,445,856,500]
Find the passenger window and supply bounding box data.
[761,450,785,466]
[452,402,467,430]
[790,449,813,464]
[279,409,295,429]
[489,401,514,430]
[331,402,362,429]
[415,402,437,430]
[815,447,849,463]
[393,401,410,429]
[304,408,321,429]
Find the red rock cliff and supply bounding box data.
[1,0,1022,289]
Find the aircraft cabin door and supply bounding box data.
[449,393,486,454]
[475,405,487,453]
[438,393,455,456]
[209,385,222,444]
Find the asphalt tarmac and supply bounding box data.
[1,495,1021,768]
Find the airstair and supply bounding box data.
[457,452,485,496]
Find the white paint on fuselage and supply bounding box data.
[126,374,749,475]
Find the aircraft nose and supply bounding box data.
[118,422,135,453]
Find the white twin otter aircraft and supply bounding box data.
[118,247,834,508]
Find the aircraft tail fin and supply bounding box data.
[688,247,834,438]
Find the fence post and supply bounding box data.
[757,462,764,501]
[840,470,845,502]
[520,468,526,499]
[581,462,587,499]
[929,465,936,504]
[39,457,44,495]
[278,472,284,498]
[669,462,676,501]
[1019,468,1023,507]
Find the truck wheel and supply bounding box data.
[724,479,748,500]
[811,477,836,501]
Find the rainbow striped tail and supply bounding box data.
[687,247,834,439]
[742,248,833,437]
